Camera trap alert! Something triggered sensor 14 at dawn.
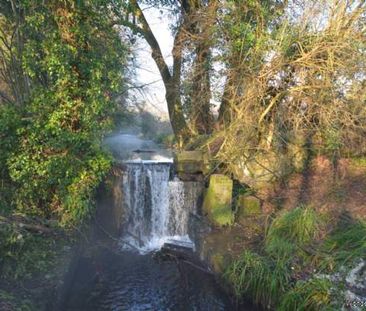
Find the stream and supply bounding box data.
[63,134,259,311]
[63,248,257,310]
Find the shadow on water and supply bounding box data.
[63,246,259,311]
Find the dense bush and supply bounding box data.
[0,221,59,280]
[0,106,20,211]
[0,0,127,225]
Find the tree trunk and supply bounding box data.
[129,0,188,141]
[165,82,188,142]
[188,1,217,135]
[190,40,214,134]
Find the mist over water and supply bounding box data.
[103,133,172,162]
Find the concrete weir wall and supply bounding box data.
[95,165,125,238]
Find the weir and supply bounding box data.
[119,160,202,253]
[63,135,259,311]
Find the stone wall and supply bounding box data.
[95,165,124,239]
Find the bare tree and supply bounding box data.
[207,0,366,183]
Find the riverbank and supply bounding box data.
[0,218,75,310]
[2,154,365,311]
[197,156,366,310]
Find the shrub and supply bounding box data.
[225,250,290,308]
[319,219,366,270]
[278,278,334,311]
[266,206,322,251]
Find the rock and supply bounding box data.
[159,241,195,260]
[229,150,301,191]
[318,260,366,310]
[203,174,234,226]
[227,153,277,191]
[95,166,124,237]
[236,195,261,222]
[344,290,366,311]
[174,150,209,175]
[346,260,366,294]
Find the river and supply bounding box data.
[62,134,259,311]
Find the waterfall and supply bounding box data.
[120,161,201,253]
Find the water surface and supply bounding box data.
[64,247,258,311]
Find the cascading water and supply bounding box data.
[120,161,200,253]
[64,134,259,311]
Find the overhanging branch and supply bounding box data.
[129,0,172,85]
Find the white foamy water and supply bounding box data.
[119,162,199,254]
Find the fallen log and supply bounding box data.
[0,215,61,236]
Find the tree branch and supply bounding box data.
[0,89,13,104]
[0,215,63,236]
[130,0,172,85]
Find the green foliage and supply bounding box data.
[0,106,20,210]
[324,128,342,154]
[0,217,71,310]
[223,0,279,56]
[225,250,290,308]
[155,133,175,147]
[266,206,322,249]
[0,107,20,175]
[0,221,60,280]
[0,0,127,225]
[0,290,33,311]
[319,219,366,270]
[139,110,173,142]
[350,157,366,167]
[0,2,128,303]
[278,278,334,311]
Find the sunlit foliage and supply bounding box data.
[0,0,127,224]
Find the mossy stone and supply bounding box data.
[203,174,234,226]
[174,150,209,174]
[236,195,261,223]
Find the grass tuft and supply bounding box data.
[319,219,366,270]
[264,235,296,260]
[225,250,290,308]
[266,206,321,248]
[278,277,334,311]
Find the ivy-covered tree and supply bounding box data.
[0,0,127,224]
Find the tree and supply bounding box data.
[211,0,366,183]
[114,0,218,142]
[0,0,30,106]
[0,0,128,224]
